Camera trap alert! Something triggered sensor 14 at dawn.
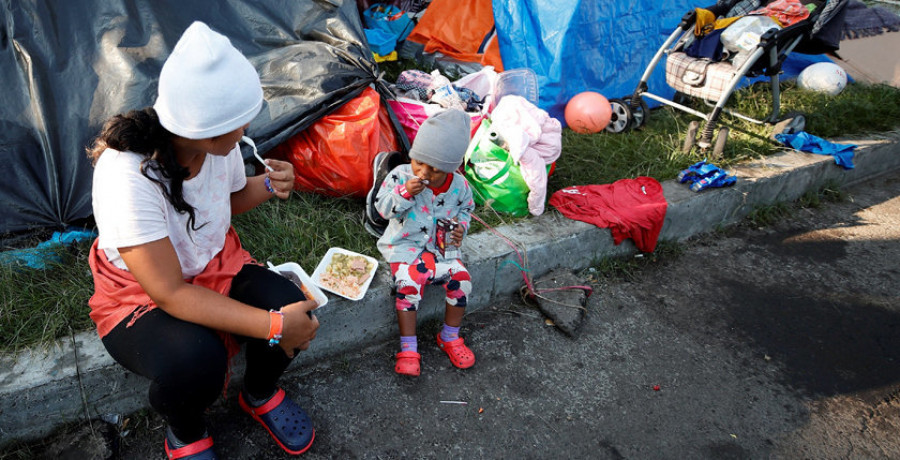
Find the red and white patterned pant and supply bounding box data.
[389,251,471,312]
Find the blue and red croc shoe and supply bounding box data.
[239,388,315,455]
[677,160,719,184]
[690,169,737,192]
[677,159,737,192]
[164,430,217,460]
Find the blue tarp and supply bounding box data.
[493,0,836,126]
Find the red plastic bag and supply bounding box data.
[269,87,400,198]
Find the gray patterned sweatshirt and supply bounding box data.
[375,164,475,264]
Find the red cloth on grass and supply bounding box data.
[548,177,668,252]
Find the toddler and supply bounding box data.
[374,109,476,376]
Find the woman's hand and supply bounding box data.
[404,176,427,197]
[278,299,320,357]
[232,159,295,214]
[264,159,295,200]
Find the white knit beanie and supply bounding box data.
[409,109,471,173]
[153,21,263,139]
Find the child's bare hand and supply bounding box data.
[449,222,464,247]
[264,159,295,199]
[405,176,427,196]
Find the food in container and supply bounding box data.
[312,248,379,301]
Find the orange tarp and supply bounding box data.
[406,0,504,70]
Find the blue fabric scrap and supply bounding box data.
[775,132,856,170]
[0,227,97,269]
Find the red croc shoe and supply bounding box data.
[395,350,421,376]
[436,334,475,369]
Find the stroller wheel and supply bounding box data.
[712,127,729,160]
[623,96,649,129]
[682,120,700,153]
[605,98,632,133]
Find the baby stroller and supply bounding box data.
[613,0,849,158]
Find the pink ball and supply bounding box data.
[565,91,612,134]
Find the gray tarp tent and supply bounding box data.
[1,0,378,241]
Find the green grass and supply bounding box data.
[233,192,378,272]
[745,201,796,228]
[0,242,96,352]
[796,179,848,209]
[1,80,899,352]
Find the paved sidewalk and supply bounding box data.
[1,130,899,446]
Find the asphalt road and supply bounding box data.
[18,169,900,459]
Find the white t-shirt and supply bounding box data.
[92,146,247,278]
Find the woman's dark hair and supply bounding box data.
[88,107,205,233]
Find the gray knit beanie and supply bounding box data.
[409,109,471,173]
[154,22,263,139]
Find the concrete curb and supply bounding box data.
[2,130,898,445]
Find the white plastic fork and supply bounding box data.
[242,136,273,172]
[398,169,429,185]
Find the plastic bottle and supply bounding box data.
[487,130,508,150]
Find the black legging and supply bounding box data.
[101,264,306,443]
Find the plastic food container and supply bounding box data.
[311,247,379,301]
[268,262,329,308]
[491,67,540,111]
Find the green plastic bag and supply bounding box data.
[463,119,530,217]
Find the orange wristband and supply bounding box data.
[267,310,284,347]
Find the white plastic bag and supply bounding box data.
[720,15,781,54]
[427,69,452,91]
[430,84,467,110]
[452,66,498,102]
